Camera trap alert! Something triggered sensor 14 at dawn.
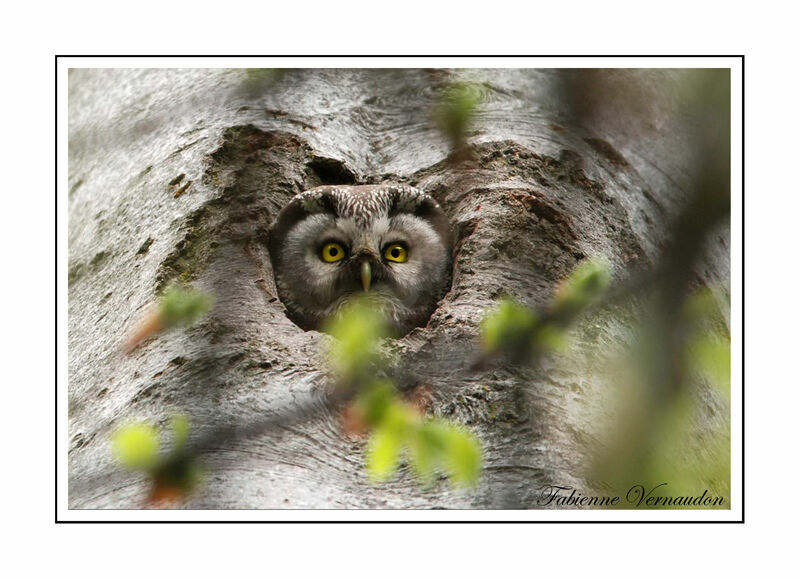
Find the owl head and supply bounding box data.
[268,185,453,336]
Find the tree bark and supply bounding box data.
[67,68,730,508]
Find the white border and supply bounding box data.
[57,56,743,522]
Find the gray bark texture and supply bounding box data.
[68,68,730,508]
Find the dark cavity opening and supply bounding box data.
[307,157,358,186]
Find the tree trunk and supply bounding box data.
[67,68,729,508]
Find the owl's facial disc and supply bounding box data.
[270,185,453,335]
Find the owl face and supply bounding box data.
[269,185,452,335]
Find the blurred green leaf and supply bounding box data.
[591,285,731,508]
[682,288,720,321]
[410,419,482,487]
[357,380,395,426]
[238,68,286,97]
[170,414,190,451]
[691,334,731,396]
[442,425,483,486]
[682,288,730,396]
[436,82,485,146]
[367,425,403,482]
[361,396,483,487]
[112,422,159,470]
[409,424,443,484]
[480,259,610,361]
[480,297,538,353]
[325,298,483,488]
[324,297,388,381]
[533,324,567,352]
[554,258,611,315]
[158,284,213,328]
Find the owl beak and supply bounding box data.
[360,261,372,292]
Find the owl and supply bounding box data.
[268,184,453,336]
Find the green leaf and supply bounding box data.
[682,288,722,322]
[409,422,448,484]
[324,297,388,380]
[442,426,483,487]
[691,335,731,395]
[366,425,403,482]
[555,258,611,314]
[409,437,436,484]
[436,82,485,144]
[480,298,538,353]
[112,422,160,470]
[533,324,567,352]
[239,68,285,97]
[158,285,213,328]
[409,420,482,487]
[170,414,190,451]
[682,289,730,397]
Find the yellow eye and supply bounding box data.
[321,242,346,263]
[384,243,408,263]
